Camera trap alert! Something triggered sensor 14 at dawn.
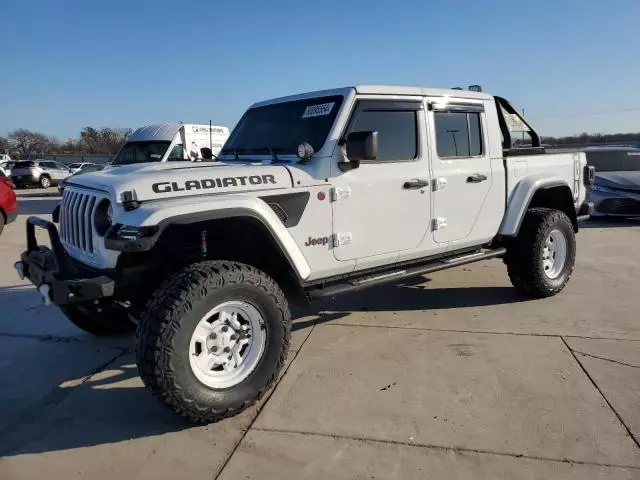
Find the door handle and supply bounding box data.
[403,179,430,189]
[466,173,488,183]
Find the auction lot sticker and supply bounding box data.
[302,102,335,118]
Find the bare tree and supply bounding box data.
[80,127,132,154]
[7,129,58,157]
[0,136,8,153]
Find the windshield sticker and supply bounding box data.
[302,102,335,119]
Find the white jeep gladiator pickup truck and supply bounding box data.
[16,85,594,423]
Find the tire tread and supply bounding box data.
[136,260,291,423]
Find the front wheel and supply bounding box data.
[39,176,51,188]
[136,261,291,423]
[505,208,576,298]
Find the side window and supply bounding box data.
[434,111,483,158]
[348,109,418,162]
[41,162,55,169]
[167,144,185,161]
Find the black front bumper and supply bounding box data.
[18,216,116,306]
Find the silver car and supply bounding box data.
[10,160,72,189]
[585,147,640,218]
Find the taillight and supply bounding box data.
[584,165,595,186]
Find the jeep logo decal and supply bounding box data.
[305,236,330,247]
[152,175,277,194]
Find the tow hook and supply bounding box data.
[38,284,52,306]
[14,261,25,280]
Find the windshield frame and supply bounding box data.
[221,94,346,160]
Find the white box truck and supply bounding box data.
[111,123,230,166]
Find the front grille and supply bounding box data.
[60,189,99,253]
[598,198,640,215]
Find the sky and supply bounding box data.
[1,0,639,140]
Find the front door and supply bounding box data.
[331,99,431,262]
[427,99,493,243]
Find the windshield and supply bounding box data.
[69,163,82,168]
[112,141,171,165]
[222,95,344,157]
[586,150,640,172]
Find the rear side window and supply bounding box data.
[15,161,35,168]
[348,107,418,162]
[435,112,483,158]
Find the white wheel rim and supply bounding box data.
[542,229,567,279]
[189,300,266,389]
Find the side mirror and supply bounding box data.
[340,131,378,172]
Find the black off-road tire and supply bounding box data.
[136,261,291,424]
[39,175,51,189]
[61,302,136,336]
[505,208,576,298]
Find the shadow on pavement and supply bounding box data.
[16,197,60,216]
[315,282,529,313]
[0,356,196,457]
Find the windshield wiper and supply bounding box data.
[249,147,288,162]
[220,147,248,161]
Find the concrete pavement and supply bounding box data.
[1,189,638,479]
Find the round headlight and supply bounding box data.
[94,199,112,236]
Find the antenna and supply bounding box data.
[209,119,212,153]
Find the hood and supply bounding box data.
[594,171,640,191]
[65,161,293,202]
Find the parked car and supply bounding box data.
[0,161,16,176]
[58,164,105,194]
[10,160,72,189]
[0,170,17,235]
[584,147,640,218]
[67,162,97,174]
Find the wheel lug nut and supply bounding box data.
[223,347,231,353]
[222,326,229,332]
[210,333,217,339]
[212,346,218,352]
[230,334,237,340]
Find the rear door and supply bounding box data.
[426,99,492,243]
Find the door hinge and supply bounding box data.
[432,217,447,231]
[333,232,352,247]
[330,186,351,201]
[432,177,447,191]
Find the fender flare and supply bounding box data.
[499,176,572,237]
[111,196,312,280]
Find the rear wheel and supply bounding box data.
[505,208,576,298]
[61,302,136,336]
[39,176,51,188]
[136,261,291,423]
